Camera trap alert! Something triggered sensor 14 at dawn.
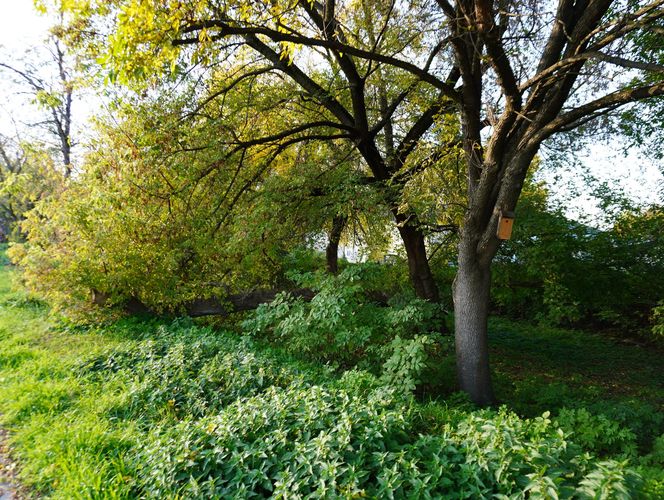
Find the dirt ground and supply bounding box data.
[0,429,25,500]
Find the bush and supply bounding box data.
[554,408,638,458]
[492,194,664,334]
[380,335,433,394]
[243,265,447,375]
[584,400,664,454]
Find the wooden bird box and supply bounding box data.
[497,210,515,240]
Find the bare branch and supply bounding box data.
[529,81,664,146]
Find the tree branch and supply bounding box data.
[232,121,354,150]
[242,33,356,128]
[521,51,664,92]
[393,95,456,170]
[529,81,664,145]
[299,0,369,131]
[174,19,461,101]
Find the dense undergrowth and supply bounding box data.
[1,263,663,498]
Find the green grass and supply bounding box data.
[0,264,663,498]
[490,317,664,397]
[487,317,664,460]
[489,317,663,416]
[0,267,133,497]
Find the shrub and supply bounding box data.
[380,335,433,394]
[554,408,638,458]
[637,464,664,499]
[585,400,664,454]
[492,196,664,334]
[243,265,447,375]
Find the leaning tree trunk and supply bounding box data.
[453,233,495,406]
[326,215,347,275]
[397,222,440,302]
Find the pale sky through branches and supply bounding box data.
[0,0,52,138]
[0,0,661,224]
[0,0,48,48]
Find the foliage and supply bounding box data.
[492,181,664,334]
[652,301,664,338]
[617,16,664,160]
[135,397,643,499]
[8,89,327,315]
[381,334,433,395]
[8,71,404,316]
[1,261,661,498]
[0,140,64,241]
[133,386,410,499]
[243,265,446,374]
[554,408,638,458]
[79,324,310,421]
[46,0,664,407]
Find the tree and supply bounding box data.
[440,0,664,404]
[0,136,63,240]
[0,12,76,177]
[0,135,26,238]
[66,0,664,404]
[66,0,456,302]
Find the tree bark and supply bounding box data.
[453,238,495,406]
[398,222,440,302]
[184,288,317,316]
[326,215,347,275]
[118,288,318,316]
[117,287,390,317]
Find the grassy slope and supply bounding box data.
[1,262,663,498]
[0,266,133,497]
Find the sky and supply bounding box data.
[0,1,662,223]
[0,1,52,137]
[0,1,50,50]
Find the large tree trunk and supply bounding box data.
[453,238,495,406]
[398,223,440,302]
[326,215,347,275]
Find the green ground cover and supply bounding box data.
[0,263,663,498]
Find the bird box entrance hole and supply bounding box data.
[497,211,515,240]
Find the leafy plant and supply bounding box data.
[243,265,446,377]
[492,183,664,335]
[652,301,664,338]
[0,263,657,498]
[380,335,433,394]
[555,408,638,458]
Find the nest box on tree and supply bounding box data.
[497,210,515,240]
